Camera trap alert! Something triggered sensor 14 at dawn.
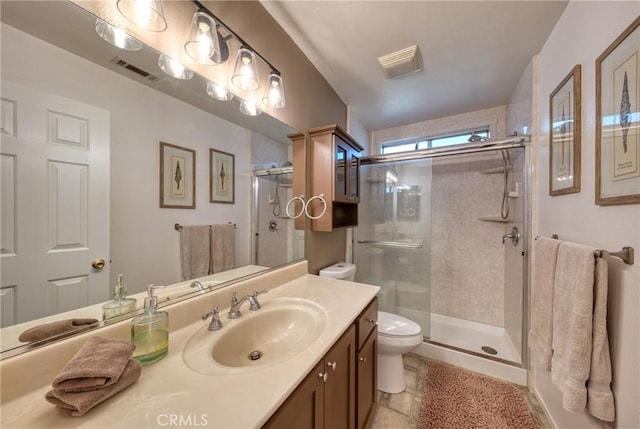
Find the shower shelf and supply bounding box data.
[478,217,511,223]
[479,167,507,174]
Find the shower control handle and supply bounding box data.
[502,227,520,246]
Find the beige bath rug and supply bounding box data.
[418,360,539,429]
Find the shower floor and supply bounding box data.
[428,313,521,363]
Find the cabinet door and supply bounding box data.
[324,324,356,429]
[263,361,325,429]
[357,327,377,429]
[334,137,350,203]
[347,149,360,203]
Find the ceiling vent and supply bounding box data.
[110,57,159,82]
[377,45,422,79]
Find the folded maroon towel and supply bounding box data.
[18,318,98,343]
[51,336,135,393]
[46,359,141,416]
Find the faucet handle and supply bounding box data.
[202,307,223,331]
[248,289,269,311]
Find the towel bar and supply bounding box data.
[174,222,237,231]
[537,235,634,265]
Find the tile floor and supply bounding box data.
[371,353,551,429]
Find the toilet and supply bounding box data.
[319,262,423,394]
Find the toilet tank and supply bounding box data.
[318,262,356,281]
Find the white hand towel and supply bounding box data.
[529,236,560,370]
[211,224,235,273]
[550,241,615,421]
[180,225,211,280]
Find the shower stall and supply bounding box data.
[252,166,304,267]
[354,138,529,368]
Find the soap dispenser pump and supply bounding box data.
[131,284,168,365]
[102,274,137,320]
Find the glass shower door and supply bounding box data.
[354,159,432,337]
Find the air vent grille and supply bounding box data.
[110,57,159,82]
[377,45,422,79]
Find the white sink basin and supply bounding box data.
[183,297,327,375]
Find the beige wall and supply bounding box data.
[533,2,640,428]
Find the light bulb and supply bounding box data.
[206,81,233,101]
[158,54,193,80]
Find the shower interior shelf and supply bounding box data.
[478,217,511,223]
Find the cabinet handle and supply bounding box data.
[367,318,375,324]
[327,361,337,371]
[318,372,328,382]
[359,357,367,364]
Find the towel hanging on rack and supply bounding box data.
[180,225,211,280]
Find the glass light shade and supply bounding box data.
[239,99,262,116]
[158,54,193,80]
[206,81,233,101]
[231,47,259,91]
[117,0,167,32]
[184,12,222,65]
[95,19,142,51]
[262,72,285,108]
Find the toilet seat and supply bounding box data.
[378,311,421,337]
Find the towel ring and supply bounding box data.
[304,194,327,220]
[285,196,306,219]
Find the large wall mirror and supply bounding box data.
[0,1,304,356]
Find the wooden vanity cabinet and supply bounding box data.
[308,124,364,232]
[264,298,378,429]
[264,325,356,429]
[355,298,378,429]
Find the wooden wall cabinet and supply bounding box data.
[309,124,364,232]
[265,298,378,429]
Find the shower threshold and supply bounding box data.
[428,313,522,364]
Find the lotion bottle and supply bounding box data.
[102,274,137,320]
[131,284,168,365]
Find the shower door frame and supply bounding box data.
[357,136,532,369]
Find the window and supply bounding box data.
[381,129,490,154]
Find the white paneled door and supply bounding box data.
[1,81,110,327]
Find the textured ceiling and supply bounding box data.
[262,1,568,130]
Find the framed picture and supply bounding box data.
[159,142,195,209]
[596,16,640,206]
[210,148,235,204]
[549,64,582,196]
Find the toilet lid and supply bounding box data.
[377,311,422,336]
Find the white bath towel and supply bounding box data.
[211,224,235,273]
[550,242,615,421]
[180,225,211,280]
[529,236,560,370]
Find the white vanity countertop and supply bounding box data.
[0,274,379,428]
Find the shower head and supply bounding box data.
[468,134,489,142]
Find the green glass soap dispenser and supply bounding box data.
[131,284,168,365]
[102,274,137,320]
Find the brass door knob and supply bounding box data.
[91,258,106,269]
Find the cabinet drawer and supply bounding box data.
[356,297,377,349]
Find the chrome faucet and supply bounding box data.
[228,289,268,319]
[502,226,520,246]
[201,307,223,331]
[190,281,206,293]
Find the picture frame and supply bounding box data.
[210,148,235,204]
[549,64,582,196]
[596,16,640,206]
[159,141,195,209]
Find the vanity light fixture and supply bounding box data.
[239,99,262,116]
[184,11,224,65]
[262,71,285,109]
[116,0,167,32]
[231,46,260,91]
[206,81,233,101]
[158,54,194,80]
[95,19,142,51]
